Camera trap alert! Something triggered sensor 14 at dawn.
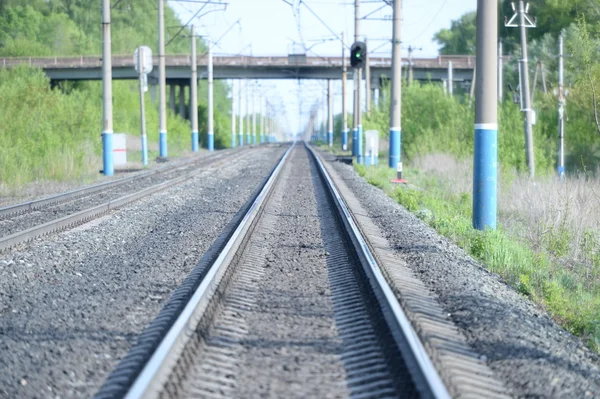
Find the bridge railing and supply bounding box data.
[0,54,477,69]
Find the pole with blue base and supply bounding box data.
[357,124,363,164]
[472,0,498,230]
[389,0,405,184]
[207,38,214,152]
[101,0,114,176]
[191,26,199,153]
[238,80,243,147]
[158,0,168,158]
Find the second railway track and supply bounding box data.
[97,143,450,399]
[0,147,252,251]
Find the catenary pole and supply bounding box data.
[191,26,199,152]
[238,79,243,146]
[365,37,371,114]
[389,0,402,177]
[231,80,236,148]
[473,0,498,230]
[102,0,113,175]
[558,31,566,179]
[207,38,214,151]
[498,40,503,103]
[158,0,167,157]
[355,0,363,164]
[246,80,250,145]
[341,31,349,151]
[138,48,148,165]
[448,61,453,96]
[328,79,333,147]
[252,85,256,145]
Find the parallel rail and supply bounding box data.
[0,149,243,252]
[108,142,449,399]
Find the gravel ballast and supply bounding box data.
[0,145,286,399]
[325,153,600,398]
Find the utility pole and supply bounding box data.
[355,0,363,164]
[252,85,256,145]
[506,0,536,177]
[231,80,236,148]
[473,0,498,230]
[238,79,243,147]
[408,45,414,86]
[448,61,454,97]
[246,80,250,145]
[137,48,148,165]
[498,40,503,103]
[389,0,402,179]
[341,31,349,151]
[101,0,113,175]
[190,26,199,152]
[207,38,214,151]
[558,31,566,179]
[365,37,371,114]
[260,96,265,144]
[158,0,167,158]
[328,79,333,147]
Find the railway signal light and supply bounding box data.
[350,41,367,68]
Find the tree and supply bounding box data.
[433,11,476,55]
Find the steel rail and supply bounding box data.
[0,149,238,219]
[306,143,451,399]
[0,149,244,252]
[124,143,295,399]
[120,141,450,399]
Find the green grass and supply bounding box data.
[354,162,600,352]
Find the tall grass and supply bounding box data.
[355,155,600,352]
[0,67,192,189]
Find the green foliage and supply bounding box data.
[433,11,476,55]
[356,163,600,353]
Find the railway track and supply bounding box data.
[0,147,251,251]
[96,143,450,399]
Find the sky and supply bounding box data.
[169,0,477,136]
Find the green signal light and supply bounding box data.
[356,52,361,57]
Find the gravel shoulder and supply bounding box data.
[325,153,600,398]
[0,145,286,399]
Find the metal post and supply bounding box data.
[473,0,498,230]
[355,0,363,164]
[341,32,349,151]
[245,80,250,145]
[101,0,113,175]
[408,45,414,86]
[252,86,256,145]
[558,31,565,179]
[498,40,503,103]
[158,0,167,157]
[260,96,265,144]
[365,37,371,114]
[238,80,243,146]
[179,84,185,118]
[328,79,333,147]
[389,0,402,178]
[507,0,535,177]
[138,49,148,165]
[448,61,453,97]
[231,80,236,148]
[191,26,199,152]
[207,39,214,151]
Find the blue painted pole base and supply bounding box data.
[352,128,358,156]
[192,131,199,152]
[208,132,214,152]
[357,125,363,165]
[246,134,250,145]
[142,134,148,166]
[231,133,236,148]
[389,129,401,169]
[102,131,114,176]
[342,129,348,151]
[159,131,167,158]
[327,131,333,147]
[472,126,498,230]
[238,134,243,147]
[260,134,264,144]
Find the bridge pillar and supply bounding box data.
[179,84,186,119]
[169,84,176,113]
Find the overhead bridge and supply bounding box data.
[0,54,476,86]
